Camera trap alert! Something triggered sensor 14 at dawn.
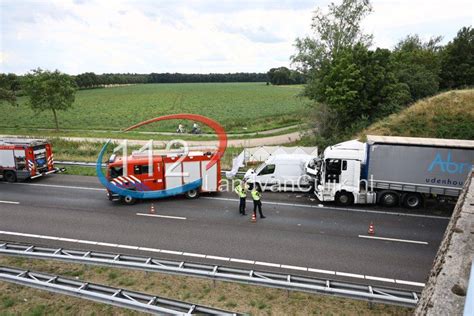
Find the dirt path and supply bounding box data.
[0,130,305,148]
[28,124,300,137]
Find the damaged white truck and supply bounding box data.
[306,135,474,209]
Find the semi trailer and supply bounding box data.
[306,135,474,208]
[0,138,63,182]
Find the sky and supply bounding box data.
[0,0,472,75]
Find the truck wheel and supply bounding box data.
[379,191,399,207]
[336,191,354,206]
[4,171,17,183]
[185,189,200,199]
[403,193,423,209]
[122,195,137,205]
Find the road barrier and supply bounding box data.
[0,241,420,307]
[55,161,246,176]
[0,265,237,315]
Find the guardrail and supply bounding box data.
[0,241,420,307]
[55,161,246,176]
[0,265,237,315]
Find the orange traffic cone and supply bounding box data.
[368,222,375,235]
[251,213,257,223]
[150,203,156,214]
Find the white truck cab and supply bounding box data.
[245,154,314,192]
[307,140,376,205]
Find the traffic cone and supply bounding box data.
[150,203,156,214]
[368,222,375,235]
[251,213,256,223]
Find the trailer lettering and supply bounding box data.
[428,151,472,174]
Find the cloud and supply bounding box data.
[0,0,472,74]
[219,24,285,43]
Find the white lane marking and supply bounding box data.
[206,255,230,261]
[0,200,20,205]
[0,230,425,287]
[117,245,139,250]
[138,247,161,253]
[358,235,429,245]
[395,280,426,287]
[308,268,336,275]
[183,252,206,258]
[230,258,255,264]
[281,264,308,272]
[365,276,396,283]
[136,213,187,220]
[160,250,183,255]
[336,272,365,279]
[0,182,104,191]
[255,261,281,268]
[202,197,449,220]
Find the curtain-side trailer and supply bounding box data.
[307,135,474,209]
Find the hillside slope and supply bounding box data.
[363,89,474,140]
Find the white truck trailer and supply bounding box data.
[306,135,474,208]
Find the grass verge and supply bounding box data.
[0,256,413,315]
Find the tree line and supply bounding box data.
[291,0,473,147]
[1,71,269,92]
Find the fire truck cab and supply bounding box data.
[106,149,221,204]
[0,138,63,182]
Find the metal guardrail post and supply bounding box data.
[464,262,474,316]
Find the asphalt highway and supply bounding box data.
[0,175,450,291]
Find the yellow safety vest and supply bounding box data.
[235,184,247,198]
[251,190,261,201]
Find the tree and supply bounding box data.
[440,26,474,89]
[0,73,20,106]
[290,0,375,143]
[267,67,291,85]
[392,35,442,101]
[292,0,373,74]
[313,45,410,138]
[23,69,76,131]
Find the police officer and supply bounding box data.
[251,186,266,219]
[234,180,248,215]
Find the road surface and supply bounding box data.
[0,175,450,291]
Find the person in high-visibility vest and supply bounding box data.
[234,180,248,215]
[251,186,266,219]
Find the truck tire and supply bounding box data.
[379,191,399,207]
[185,189,200,199]
[4,171,17,183]
[121,195,137,205]
[402,193,423,209]
[335,191,354,206]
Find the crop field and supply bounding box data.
[0,83,310,135]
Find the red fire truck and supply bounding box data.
[106,149,221,204]
[0,138,63,182]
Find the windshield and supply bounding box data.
[254,162,266,174]
[109,166,123,179]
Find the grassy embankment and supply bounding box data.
[0,256,412,315]
[361,89,474,140]
[294,89,474,147]
[0,82,310,138]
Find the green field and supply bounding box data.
[1,83,310,135]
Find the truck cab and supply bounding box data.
[306,140,376,205]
